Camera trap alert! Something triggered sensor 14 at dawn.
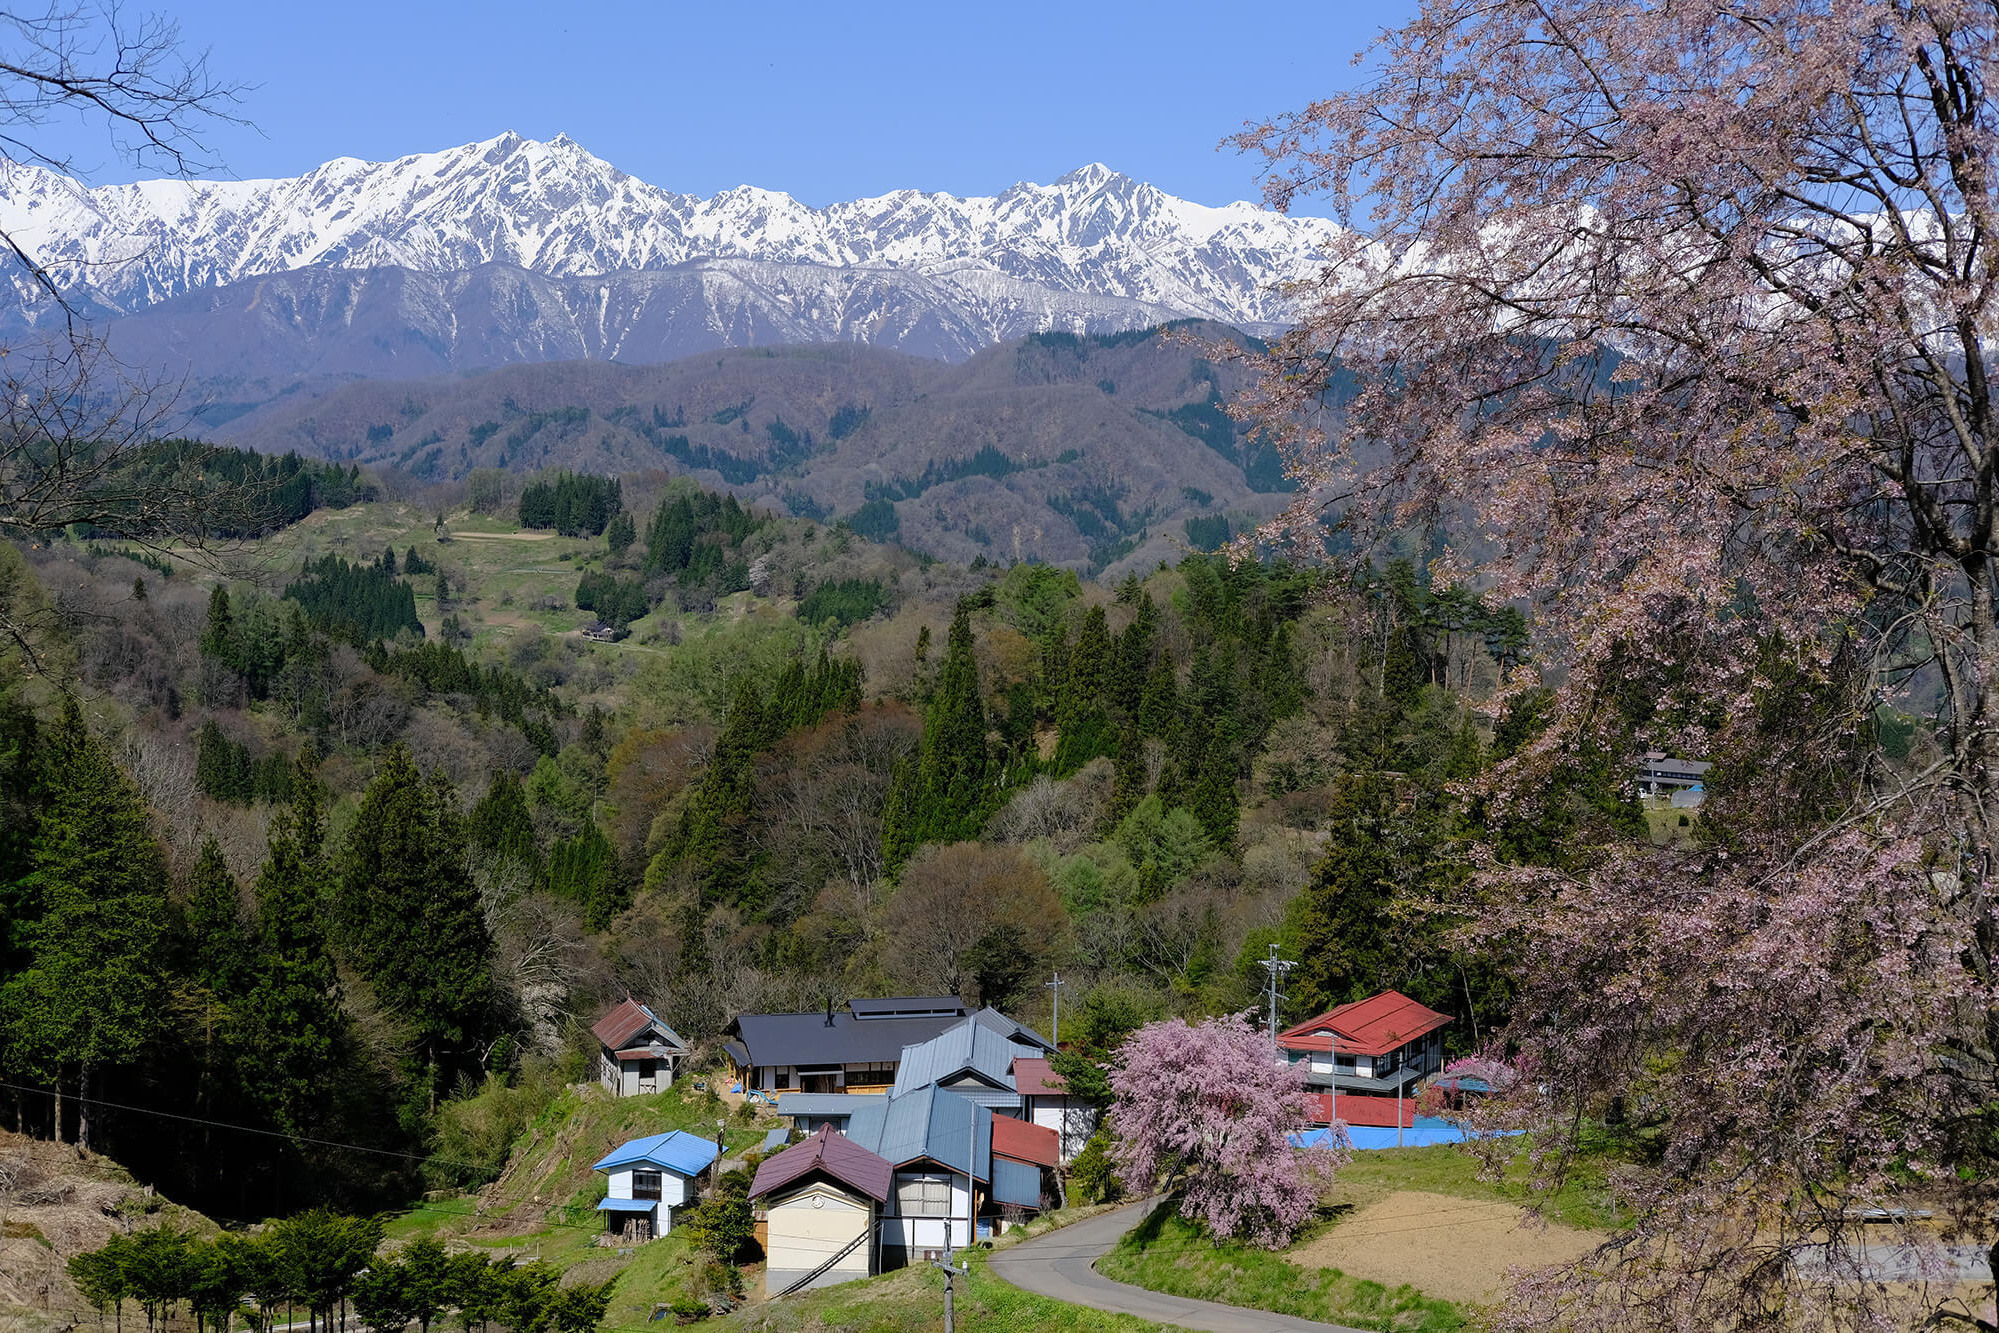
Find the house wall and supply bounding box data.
[878,1172,972,1266]
[1028,1099,1096,1163]
[764,1185,874,1293]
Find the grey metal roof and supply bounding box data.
[991,1157,1043,1209]
[849,996,967,1020]
[775,1093,884,1120]
[727,1010,964,1068]
[941,1085,1021,1111]
[968,1006,1054,1052]
[842,1085,992,1181]
[889,1018,1024,1097]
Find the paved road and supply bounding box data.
[988,1199,1370,1333]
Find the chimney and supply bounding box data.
[825,997,836,1028]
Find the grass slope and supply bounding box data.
[1097,1204,1461,1333]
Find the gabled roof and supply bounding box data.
[750,1126,893,1203]
[1277,991,1452,1058]
[842,1085,992,1181]
[1011,1057,1067,1095]
[991,1115,1060,1169]
[591,999,688,1054]
[776,1092,883,1120]
[890,1017,1026,1097]
[591,1129,719,1176]
[967,1006,1055,1053]
[1307,1094,1415,1128]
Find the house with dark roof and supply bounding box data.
[1635,751,1712,794]
[886,1011,1054,1109]
[1277,991,1452,1094]
[590,1129,720,1241]
[1012,1056,1095,1164]
[722,997,972,1095]
[591,1000,691,1097]
[750,1127,893,1293]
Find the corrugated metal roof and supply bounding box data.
[750,1126,894,1203]
[889,1018,1022,1096]
[1277,991,1452,1057]
[775,1093,884,1119]
[591,999,687,1052]
[1011,1057,1067,1095]
[843,1086,991,1181]
[991,1115,1060,1168]
[596,1197,658,1213]
[849,996,967,1020]
[591,1129,720,1176]
[991,1157,1043,1209]
[761,1127,790,1153]
[968,1006,1054,1052]
[1307,1094,1415,1128]
[729,1010,963,1068]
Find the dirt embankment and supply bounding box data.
[0,1131,213,1331]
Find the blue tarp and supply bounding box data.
[1289,1121,1521,1151]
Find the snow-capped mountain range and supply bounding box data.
[0,133,1336,375]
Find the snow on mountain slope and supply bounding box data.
[0,133,1337,330]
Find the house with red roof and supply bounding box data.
[750,1127,893,1293]
[1011,1055,1096,1164]
[591,999,691,1097]
[1276,990,1451,1096]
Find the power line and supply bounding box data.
[0,1078,489,1174]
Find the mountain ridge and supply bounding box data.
[0,132,1336,335]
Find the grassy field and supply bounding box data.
[1329,1140,1623,1233]
[1097,1205,1463,1333]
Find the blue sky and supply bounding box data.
[35,0,1412,213]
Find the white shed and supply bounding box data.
[750,1127,892,1293]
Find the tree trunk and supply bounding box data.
[78,1065,92,1155]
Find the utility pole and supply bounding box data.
[1258,944,1295,1045]
[1045,971,1065,1048]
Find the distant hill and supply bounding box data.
[212,324,1298,575]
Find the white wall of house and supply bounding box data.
[880,1170,973,1259]
[764,1184,875,1292]
[1028,1098,1096,1163]
[602,1163,694,1234]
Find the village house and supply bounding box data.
[989,1113,1060,1209]
[1011,1055,1095,1163]
[591,999,691,1097]
[771,1009,1054,1133]
[722,996,971,1095]
[839,1084,1043,1267]
[591,1129,719,1242]
[1635,751,1712,795]
[1277,990,1452,1095]
[750,1126,894,1294]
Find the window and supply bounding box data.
[896,1173,952,1217]
[774,1069,792,1090]
[639,1059,657,1079]
[633,1171,663,1201]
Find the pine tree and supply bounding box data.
[1288,775,1399,1016]
[605,510,635,556]
[914,604,989,842]
[1054,605,1115,773]
[182,838,248,998]
[468,772,539,880]
[0,704,170,1148]
[241,804,342,1138]
[200,586,237,667]
[336,745,491,1095]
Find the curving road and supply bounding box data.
[988,1199,1371,1333]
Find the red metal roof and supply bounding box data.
[990,1115,1060,1169]
[1277,991,1452,1058]
[749,1126,894,1203]
[1011,1057,1068,1095]
[1306,1094,1415,1128]
[592,999,653,1049]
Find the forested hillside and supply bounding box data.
[0,466,1574,1231]
[210,325,1303,576]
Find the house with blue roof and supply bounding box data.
[591,1129,720,1241]
[837,1084,1044,1266]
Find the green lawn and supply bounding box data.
[1096,1205,1462,1333]
[1330,1140,1623,1233]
